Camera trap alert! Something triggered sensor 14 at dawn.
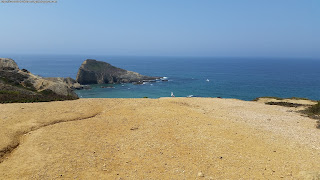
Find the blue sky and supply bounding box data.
[0,0,319,57]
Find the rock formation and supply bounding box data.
[44,77,83,90]
[76,59,159,84]
[0,58,78,103]
[0,58,19,71]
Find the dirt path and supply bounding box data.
[0,98,319,179]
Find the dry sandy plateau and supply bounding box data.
[0,98,319,179]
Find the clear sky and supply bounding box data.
[0,0,319,58]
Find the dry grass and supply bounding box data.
[301,102,320,129]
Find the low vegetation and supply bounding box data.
[253,96,315,101]
[289,97,312,100]
[305,101,320,115]
[265,101,320,129]
[265,101,306,108]
[256,96,319,129]
[301,102,320,129]
[0,89,78,104]
[253,96,284,101]
[0,90,20,95]
[0,78,78,104]
[1,69,78,104]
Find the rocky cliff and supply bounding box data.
[0,58,78,103]
[76,59,159,84]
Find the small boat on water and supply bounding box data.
[161,77,169,81]
[206,79,210,82]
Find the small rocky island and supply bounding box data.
[76,59,159,84]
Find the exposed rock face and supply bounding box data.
[44,77,83,90]
[0,58,19,71]
[31,76,78,97]
[76,59,159,84]
[0,58,78,103]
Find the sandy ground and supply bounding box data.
[0,98,319,179]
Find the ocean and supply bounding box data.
[5,54,320,101]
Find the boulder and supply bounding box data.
[0,58,19,71]
[76,59,159,85]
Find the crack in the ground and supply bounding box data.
[0,112,102,164]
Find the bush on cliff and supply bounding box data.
[306,101,320,115]
[253,96,313,101]
[302,101,320,129]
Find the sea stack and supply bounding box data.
[76,59,159,84]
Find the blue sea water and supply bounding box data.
[4,54,320,101]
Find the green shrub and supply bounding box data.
[0,90,78,104]
[252,96,284,101]
[265,101,305,107]
[0,90,20,95]
[301,102,320,129]
[253,96,315,101]
[306,101,320,115]
[289,97,310,100]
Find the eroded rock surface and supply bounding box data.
[0,58,19,71]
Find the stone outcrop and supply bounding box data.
[31,76,78,97]
[76,59,159,84]
[44,77,83,90]
[0,58,78,103]
[0,58,19,71]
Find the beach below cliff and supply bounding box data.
[0,98,319,179]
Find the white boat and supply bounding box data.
[206,79,210,82]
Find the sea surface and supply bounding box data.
[5,54,320,101]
